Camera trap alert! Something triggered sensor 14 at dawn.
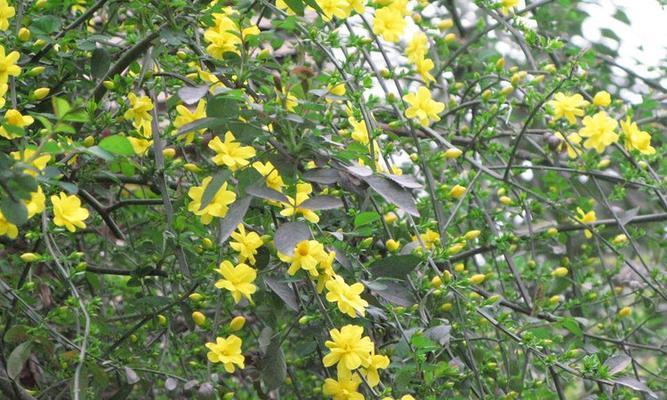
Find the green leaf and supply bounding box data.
[177,117,227,136]
[365,279,415,307]
[219,197,252,244]
[52,97,71,119]
[365,175,419,217]
[0,196,28,225]
[560,317,582,338]
[7,341,32,379]
[91,47,111,79]
[368,255,421,280]
[32,15,61,34]
[99,135,135,156]
[84,146,115,161]
[207,96,239,120]
[262,337,287,390]
[354,211,379,228]
[299,195,343,210]
[282,0,305,15]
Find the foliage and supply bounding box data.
[0,0,665,399]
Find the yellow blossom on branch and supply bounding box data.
[187,177,237,224]
[278,239,326,277]
[373,7,406,43]
[403,86,445,126]
[51,192,90,232]
[322,369,364,400]
[214,260,257,303]
[323,324,374,373]
[280,183,320,223]
[208,131,256,171]
[621,117,655,155]
[205,335,245,373]
[173,99,207,144]
[325,275,368,318]
[230,224,263,265]
[548,92,588,124]
[578,111,618,153]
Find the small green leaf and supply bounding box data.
[99,135,135,156]
[560,317,582,338]
[354,211,379,228]
[262,337,287,390]
[7,341,32,379]
[368,255,421,280]
[91,47,111,79]
[0,196,28,225]
[282,0,304,15]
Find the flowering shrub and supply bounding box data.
[0,0,665,399]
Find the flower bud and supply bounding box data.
[162,148,176,159]
[444,33,457,43]
[499,195,513,206]
[549,295,562,305]
[202,237,214,249]
[27,66,45,77]
[597,158,610,169]
[617,306,632,318]
[543,63,557,74]
[612,234,628,245]
[464,230,480,241]
[184,163,201,173]
[189,293,204,302]
[31,87,50,100]
[431,276,442,288]
[18,28,31,42]
[192,311,206,327]
[442,270,452,283]
[551,267,569,278]
[385,239,400,252]
[444,148,462,159]
[157,314,168,326]
[454,263,465,272]
[438,19,453,30]
[546,227,558,237]
[470,273,486,284]
[440,302,453,312]
[20,253,41,262]
[495,58,505,69]
[449,184,466,199]
[102,80,115,90]
[384,212,397,224]
[229,316,246,331]
[592,91,611,107]
[448,243,464,254]
[82,135,95,147]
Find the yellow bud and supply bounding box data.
[442,270,452,283]
[102,80,115,90]
[192,311,206,327]
[412,13,422,23]
[470,273,486,285]
[543,63,557,74]
[189,293,204,302]
[454,263,465,273]
[176,50,188,60]
[258,48,271,60]
[18,28,31,42]
[409,153,419,162]
[488,294,501,303]
[637,160,648,170]
[444,33,457,43]
[33,39,46,48]
[202,237,214,249]
[482,89,493,100]
[223,392,235,400]
[440,302,453,312]
[184,162,201,173]
[431,276,442,288]
[298,316,312,325]
[614,286,623,295]
[511,73,522,86]
[157,314,168,326]
[449,184,466,199]
[27,66,45,77]
[448,243,465,254]
[612,234,628,245]
[229,316,246,331]
[496,188,506,196]
[546,227,558,237]
[464,230,481,241]
[551,267,569,278]
[32,87,50,100]
[81,135,95,147]
[438,18,454,30]
[594,158,610,170]
[549,295,562,305]
[454,82,465,91]
[592,91,611,107]
[470,292,481,299]
[500,86,514,96]
[444,148,463,159]
[617,306,632,318]
[499,195,513,206]
[384,212,398,224]
[162,148,176,159]
[20,253,41,262]
[531,75,545,84]
[130,334,138,343]
[35,0,47,8]
[495,58,505,69]
[385,239,400,252]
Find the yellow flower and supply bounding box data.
[0,211,18,239]
[278,239,326,277]
[174,99,207,144]
[328,83,347,97]
[205,335,245,373]
[214,260,257,303]
[280,183,320,223]
[0,109,35,139]
[124,93,153,138]
[278,88,298,112]
[554,131,582,159]
[317,0,348,20]
[592,90,611,107]
[343,0,366,15]
[401,396,416,400]
[325,275,368,318]
[253,161,285,192]
[576,207,596,239]
[187,176,237,224]
[387,0,409,16]
[373,7,406,43]
[10,148,50,176]
[51,192,90,232]
[316,249,337,293]
[229,315,246,331]
[548,92,588,124]
[0,0,15,31]
[621,117,655,155]
[209,131,256,171]
[417,228,440,250]
[230,224,263,265]
[500,0,519,14]
[26,186,46,219]
[403,86,445,126]
[322,369,364,400]
[0,45,20,85]
[363,352,390,387]
[349,117,369,145]
[406,32,428,62]
[578,111,618,154]
[414,57,435,85]
[128,137,152,155]
[323,325,374,373]
[449,184,466,198]
[204,14,246,58]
